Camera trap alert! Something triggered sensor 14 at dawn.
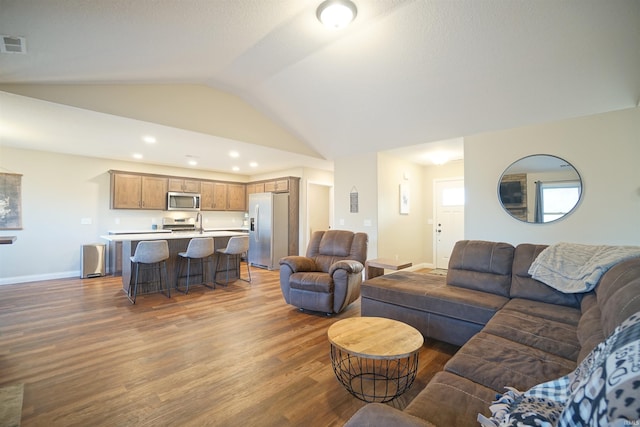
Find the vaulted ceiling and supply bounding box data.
[0,0,638,174]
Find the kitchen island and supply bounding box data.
[101,231,248,296]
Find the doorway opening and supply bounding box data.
[434,178,464,269]
[305,182,333,253]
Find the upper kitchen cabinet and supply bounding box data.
[264,179,289,193]
[201,182,246,211]
[110,171,167,210]
[168,178,201,193]
[227,184,246,211]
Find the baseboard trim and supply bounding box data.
[0,271,80,286]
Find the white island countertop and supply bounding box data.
[101,230,247,242]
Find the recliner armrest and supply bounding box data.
[279,256,317,273]
[329,260,364,276]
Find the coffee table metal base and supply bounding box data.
[330,345,419,403]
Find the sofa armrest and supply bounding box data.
[344,403,435,427]
[279,256,317,273]
[329,260,364,276]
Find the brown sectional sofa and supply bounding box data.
[345,240,640,427]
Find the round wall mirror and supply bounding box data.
[498,154,582,223]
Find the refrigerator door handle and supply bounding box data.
[254,204,259,242]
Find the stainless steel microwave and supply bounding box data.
[167,192,201,211]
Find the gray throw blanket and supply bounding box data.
[528,242,640,293]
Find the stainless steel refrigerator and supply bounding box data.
[248,192,289,270]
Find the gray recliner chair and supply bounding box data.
[279,230,368,315]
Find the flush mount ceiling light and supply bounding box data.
[316,0,357,29]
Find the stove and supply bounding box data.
[162,217,196,232]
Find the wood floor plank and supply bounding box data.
[0,266,458,426]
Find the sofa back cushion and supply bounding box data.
[510,244,582,308]
[447,240,514,297]
[596,256,640,338]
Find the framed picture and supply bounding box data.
[0,173,23,230]
[400,183,410,214]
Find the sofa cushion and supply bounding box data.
[344,403,434,427]
[480,311,640,427]
[576,294,605,362]
[510,244,582,308]
[501,298,581,326]
[404,371,496,427]
[595,256,640,338]
[444,332,576,392]
[447,240,515,297]
[288,272,332,293]
[362,271,508,325]
[482,309,580,360]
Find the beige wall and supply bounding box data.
[334,151,464,266]
[465,107,640,245]
[334,152,378,259]
[377,153,426,264]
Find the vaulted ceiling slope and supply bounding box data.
[0,0,638,171]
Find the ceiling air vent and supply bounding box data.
[0,35,27,54]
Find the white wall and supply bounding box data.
[465,107,640,245]
[0,147,248,284]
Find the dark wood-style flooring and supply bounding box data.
[0,265,458,426]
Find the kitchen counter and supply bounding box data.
[101,231,248,296]
[101,230,246,242]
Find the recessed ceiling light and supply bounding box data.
[316,0,357,29]
[249,161,258,168]
[188,160,198,166]
[232,166,240,172]
[229,151,240,158]
[142,136,156,144]
[133,153,143,159]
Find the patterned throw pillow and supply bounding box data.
[558,311,640,426]
[478,311,640,427]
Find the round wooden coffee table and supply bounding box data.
[327,316,424,403]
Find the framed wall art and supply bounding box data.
[400,182,410,215]
[0,173,23,230]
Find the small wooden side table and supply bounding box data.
[328,316,424,403]
[365,258,412,280]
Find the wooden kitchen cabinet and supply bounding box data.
[263,179,289,193]
[246,182,265,195]
[168,178,201,193]
[227,184,246,211]
[111,172,167,210]
[212,183,227,210]
[200,182,246,211]
[200,181,215,210]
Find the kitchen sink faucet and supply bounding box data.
[196,212,203,234]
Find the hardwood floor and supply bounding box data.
[0,266,458,426]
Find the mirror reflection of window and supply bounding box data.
[538,181,581,222]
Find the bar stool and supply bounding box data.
[175,237,215,294]
[215,235,251,286]
[128,240,170,304]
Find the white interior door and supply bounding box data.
[435,179,465,269]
